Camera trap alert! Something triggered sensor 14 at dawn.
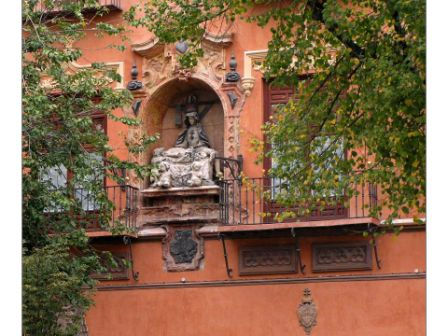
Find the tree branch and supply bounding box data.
[307,0,365,59]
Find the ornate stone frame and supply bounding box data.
[162,225,204,271]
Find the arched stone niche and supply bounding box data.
[141,78,225,187]
[128,34,248,188]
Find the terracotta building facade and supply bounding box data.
[65,1,426,335]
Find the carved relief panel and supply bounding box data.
[91,251,131,280]
[238,245,297,275]
[312,242,372,272]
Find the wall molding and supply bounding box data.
[97,272,425,291]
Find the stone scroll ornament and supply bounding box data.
[297,288,317,335]
[150,95,219,188]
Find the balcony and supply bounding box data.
[73,184,138,235]
[217,177,378,231]
[36,0,122,17]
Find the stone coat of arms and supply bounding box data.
[297,288,317,335]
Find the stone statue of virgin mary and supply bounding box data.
[149,95,219,188]
[175,106,211,149]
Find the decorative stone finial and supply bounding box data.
[127,64,143,90]
[225,55,240,82]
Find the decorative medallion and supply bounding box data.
[297,288,317,336]
[162,226,204,271]
[312,242,372,272]
[170,230,198,264]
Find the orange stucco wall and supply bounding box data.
[86,230,426,335]
[95,231,425,285]
[87,276,425,336]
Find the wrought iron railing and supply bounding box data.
[74,184,139,231]
[36,0,122,14]
[214,155,243,180]
[218,177,378,226]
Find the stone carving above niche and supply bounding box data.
[132,33,232,94]
[41,61,124,90]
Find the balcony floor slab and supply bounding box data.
[217,217,380,233]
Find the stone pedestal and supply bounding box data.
[138,186,220,271]
[138,186,220,226]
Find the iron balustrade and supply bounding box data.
[214,155,243,180]
[36,0,122,14]
[218,177,378,226]
[72,184,138,231]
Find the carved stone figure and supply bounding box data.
[150,95,219,188]
[175,110,211,149]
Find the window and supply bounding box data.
[41,113,107,213]
[263,80,347,220]
[74,152,104,211]
[41,152,104,213]
[263,82,296,198]
[40,164,68,212]
[310,135,345,197]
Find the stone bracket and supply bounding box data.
[219,234,233,278]
[292,228,306,275]
[241,49,267,96]
[123,236,140,281]
[368,225,382,269]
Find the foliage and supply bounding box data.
[126,0,425,222]
[23,237,96,336]
[22,1,154,334]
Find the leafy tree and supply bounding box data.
[22,1,154,334]
[126,0,425,223]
